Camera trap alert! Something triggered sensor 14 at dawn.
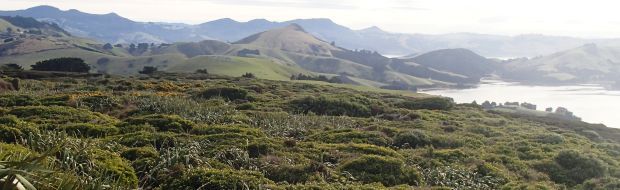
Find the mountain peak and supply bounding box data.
[284,23,306,32]
[25,5,62,13]
[360,26,385,33]
[235,24,337,56]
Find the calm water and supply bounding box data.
[422,80,620,128]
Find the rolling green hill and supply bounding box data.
[1,19,490,90]
[503,44,620,84]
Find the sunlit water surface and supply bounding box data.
[422,80,620,128]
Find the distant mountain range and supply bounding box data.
[0,16,496,89]
[4,5,620,58]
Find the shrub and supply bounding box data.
[430,135,465,148]
[535,133,565,144]
[339,155,422,186]
[58,123,119,138]
[124,114,194,133]
[39,95,70,106]
[8,106,119,125]
[396,97,455,110]
[115,131,179,148]
[0,95,39,107]
[139,66,158,74]
[264,164,313,184]
[0,116,39,143]
[580,177,620,190]
[289,96,371,117]
[0,125,24,143]
[393,130,431,148]
[423,166,507,189]
[77,95,121,113]
[89,149,138,188]
[236,103,256,110]
[242,72,256,78]
[164,168,273,190]
[309,129,391,146]
[31,57,90,73]
[534,150,606,186]
[121,147,159,161]
[0,142,33,160]
[430,149,468,164]
[554,150,606,185]
[199,87,249,101]
[190,125,265,138]
[247,142,273,158]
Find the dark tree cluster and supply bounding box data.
[139,66,158,75]
[31,58,90,73]
[290,73,342,83]
[0,63,23,72]
[242,73,256,78]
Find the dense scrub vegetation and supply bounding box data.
[0,74,619,189]
[31,57,91,73]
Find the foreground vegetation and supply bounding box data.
[0,73,619,190]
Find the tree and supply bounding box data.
[1,63,23,72]
[129,44,136,53]
[103,43,113,50]
[242,72,256,78]
[195,69,208,74]
[139,66,158,75]
[31,58,90,73]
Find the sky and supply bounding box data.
[1,0,620,38]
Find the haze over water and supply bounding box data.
[423,80,620,128]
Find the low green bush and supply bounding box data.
[0,142,34,160]
[553,150,606,185]
[199,87,249,101]
[58,123,119,138]
[115,131,180,148]
[264,164,313,184]
[164,168,274,190]
[535,133,565,144]
[308,129,391,146]
[89,149,139,188]
[430,149,468,164]
[339,155,422,186]
[121,146,159,161]
[77,95,121,113]
[247,142,273,158]
[124,114,194,133]
[534,150,606,186]
[0,116,39,143]
[289,96,371,117]
[190,124,265,137]
[0,95,39,107]
[396,97,455,110]
[393,130,431,148]
[39,95,70,106]
[9,106,119,125]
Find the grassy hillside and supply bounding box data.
[167,55,309,80]
[0,18,15,32]
[503,44,620,84]
[0,74,618,189]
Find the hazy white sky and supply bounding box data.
[1,0,620,38]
